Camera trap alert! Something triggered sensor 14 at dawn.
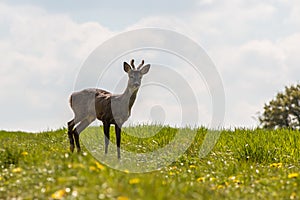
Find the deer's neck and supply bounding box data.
[121,86,138,110]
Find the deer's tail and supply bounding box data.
[69,94,73,108]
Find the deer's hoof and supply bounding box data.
[77,148,81,154]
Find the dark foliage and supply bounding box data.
[259,84,300,129]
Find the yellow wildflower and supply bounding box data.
[95,161,105,170]
[129,178,140,185]
[288,173,299,179]
[196,177,205,182]
[89,166,97,171]
[117,196,129,200]
[12,167,22,173]
[217,185,225,189]
[169,171,175,176]
[189,165,196,169]
[270,163,283,168]
[51,189,66,199]
[21,151,28,156]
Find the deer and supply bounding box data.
[67,59,150,159]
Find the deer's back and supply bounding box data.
[70,88,112,121]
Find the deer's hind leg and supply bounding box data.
[67,119,76,152]
[73,117,95,153]
[68,119,75,131]
[67,116,82,153]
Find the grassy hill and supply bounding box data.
[0,126,299,199]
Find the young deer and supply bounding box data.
[67,59,150,159]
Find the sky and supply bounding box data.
[1,0,300,132]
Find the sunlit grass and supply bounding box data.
[0,127,300,199]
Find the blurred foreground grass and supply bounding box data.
[0,126,299,199]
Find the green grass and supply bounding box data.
[0,126,300,199]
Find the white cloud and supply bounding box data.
[278,33,300,80]
[124,0,300,127]
[213,35,300,126]
[0,2,113,131]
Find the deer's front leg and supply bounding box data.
[103,122,110,154]
[68,130,75,152]
[115,125,121,159]
[67,119,75,152]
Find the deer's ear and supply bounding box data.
[140,64,150,75]
[124,62,131,73]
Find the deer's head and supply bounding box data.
[124,59,150,92]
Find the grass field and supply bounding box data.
[0,126,300,199]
